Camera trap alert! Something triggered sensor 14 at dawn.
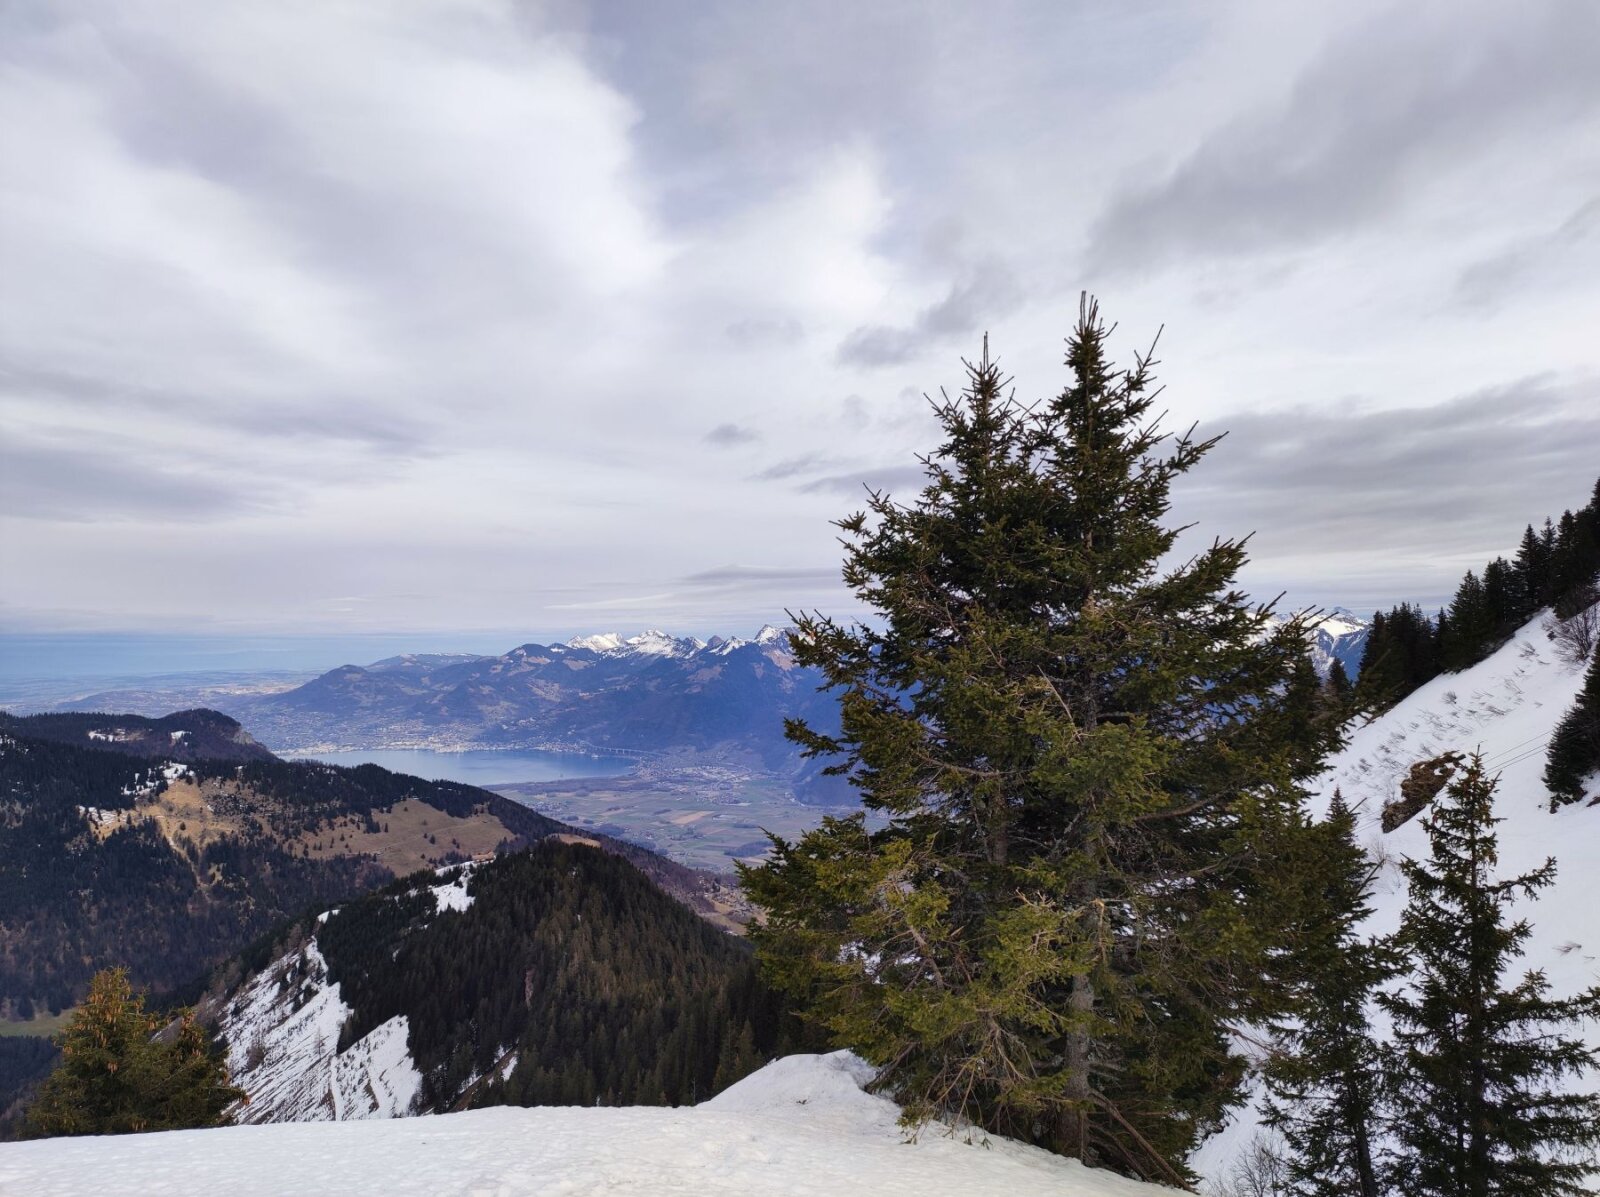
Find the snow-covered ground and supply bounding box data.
[1192,609,1600,1181]
[0,1052,1172,1197]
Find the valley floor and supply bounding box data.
[0,1052,1171,1197]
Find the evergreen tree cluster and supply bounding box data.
[1544,649,1600,808]
[1355,480,1600,712]
[744,303,1336,1184]
[308,842,818,1112]
[25,968,241,1138]
[1262,759,1600,1195]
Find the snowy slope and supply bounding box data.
[0,1052,1174,1197]
[218,936,423,1124]
[214,864,478,1122]
[1192,608,1600,1180]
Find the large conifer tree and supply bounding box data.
[1383,757,1600,1195]
[743,299,1324,1183]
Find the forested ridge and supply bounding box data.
[213,842,818,1114]
[0,732,384,1015]
[0,709,276,764]
[1354,478,1600,712]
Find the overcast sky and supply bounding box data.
[2,0,1598,644]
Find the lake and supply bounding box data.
[287,747,632,788]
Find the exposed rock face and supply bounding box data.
[1382,751,1466,832]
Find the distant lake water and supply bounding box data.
[286,748,631,788]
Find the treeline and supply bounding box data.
[313,842,819,1112]
[1355,477,1600,710]
[189,756,565,841]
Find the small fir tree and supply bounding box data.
[26,968,241,1137]
[1260,791,1393,1197]
[1544,648,1600,808]
[1441,570,1494,672]
[1325,658,1353,706]
[1383,757,1600,1195]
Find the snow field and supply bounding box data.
[0,1052,1172,1197]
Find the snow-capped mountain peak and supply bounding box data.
[566,632,626,653]
[562,627,788,659]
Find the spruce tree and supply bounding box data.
[27,968,242,1136]
[1544,649,1600,809]
[743,299,1324,1183]
[1325,658,1353,705]
[1482,557,1522,638]
[1384,757,1600,1195]
[1261,791,1392,1197]
[1441,570,1493,672]
[1515,524,1552,616]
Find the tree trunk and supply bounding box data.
[1062,970,1094,1162]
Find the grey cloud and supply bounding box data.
[1087,3,1600,273]
[681,564,841,590]
[2,366,442,460]
[797,464,929,497]
[838,261,1021,368]
[704,422,762,447]
[0,439,276,523]
[1172,376,1600,609]
[752,453,839,481]
[1454,197,1600,311]
[724,316,803,347]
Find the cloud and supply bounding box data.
[704,422,762,447]
[1453,197,1600,311]
[1172,375,1600,609]
[1086,3,1600,273]
[0,363,442,458]
[797,464,929,497]
[724,316,803,347]
[681,564,841,590]
[838,260,1021,367]
[3,1,1598,637]
[752,453,840,481]
[0,437,276,523]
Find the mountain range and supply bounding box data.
[220,625,845,795]
[216,613,1370,781]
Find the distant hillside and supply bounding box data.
[0,708,276,762]
[0,715,745,1126]
[202,843,810,1123]
[225,626,847,797]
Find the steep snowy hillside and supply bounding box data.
[198,843,799,1123]
[0,1052,1172,1197]
[1193,608,1600,1181]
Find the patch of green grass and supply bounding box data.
[0,1008,73,1038]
